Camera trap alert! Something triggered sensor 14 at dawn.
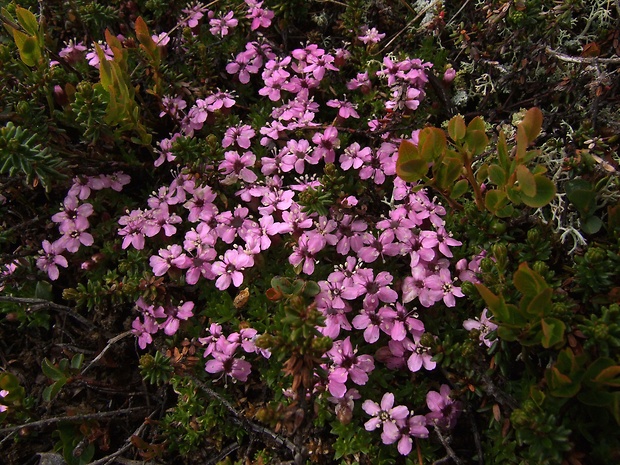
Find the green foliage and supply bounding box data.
[95,30,151,145]
[397,108,556,217]
[140,350,173,385]
[41,354,84,402]
[476,262,565,349]
[0,122,66,191]
[1,5,45,67]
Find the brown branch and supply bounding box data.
[81,330,133,375]
[433,426,464,465]
[88,409,159,465]
[0,407,149,435]
[545,47,620,65]
[188,376,304,462]
[0,295,94,328]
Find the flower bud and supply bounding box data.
[443,68,456,84]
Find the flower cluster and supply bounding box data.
[36,173,130,280]
[40,0,491,458]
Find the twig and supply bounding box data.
[433,426,464,465]
[445,0,471,28]
[377,0,440,55]
[0,295,94,328]
[467,409,484,465]
[0,407,149,435]
[545,47,620,64]
[206,442,241,465]
[81,330,133,375]
[88,409,159,465]
[480,373,519,410]
[188,376,303,461]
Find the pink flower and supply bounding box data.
[222,124,255,149]
[327,337,375,398]
[362,392,409,444]
[358,27,386,44]
[36,240,68,281]
[311,126,340,163]
[209,10,238,36]
[288,233,323,275]
[149,245,191,276]
[424,268,464,307]
[426,385,462,430]
[246,1,274,30]
[463,309,498,347]
[58,39,87,64]
[326,99,360,119]
[211,248,254,290]
[443,68,456,84]
[205,337,252,382]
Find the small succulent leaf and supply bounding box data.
[397,140,426,181]
[464,130,489,156]
[495,204,514,218]
[583,357,615,387]
[521,149,540,164]
[593,366,620,387]
[475,163,489,183]
[581,215,603,235]
[15,6,38,36]
[135,17,156,52]
[547,366,580,398]
[520,175,556,208]
[467,116,486,132]
[11,28,39,66]
[418,127,446,161]
[488,164,507,186]
[71,353,84,370]
[525,288,553,317]
[497,130,509,168]
[521,107,543,144]
[450,179,469,199]
[447,115,466,141]
[41,358,65,381]
[540,317,565,348]
[497,326,519,341]
[435,157,462,188]
[484,189,508,213]
[565,179,596,214]
[513,262,548,297]
[516,165,536,197]
[576,390,612,407]
[505,185,522,204]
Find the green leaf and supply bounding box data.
[396,140,426,182]
[521,107,543,144]
[71,353,84,370]
[488,164,507,186]
[525,287,553,317]
[450,179,469,199]
[565,179,596,214]
[513,262,548,296]
[516,165,536,197]
[581,215,603,235]
[434,156,462,189]
[41,358,66,381]
[418,127,446,161]
[11,28,40,66]
[447,115,466,142]
[485,189,508,214]
[540,317,565,348]
[35,281,54,300]
[464,130,489,156]
[497,130,510,169]
[593,366,620,387]
[520,175,556,208]
[15,6,39,36]
[547,366,580,397]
